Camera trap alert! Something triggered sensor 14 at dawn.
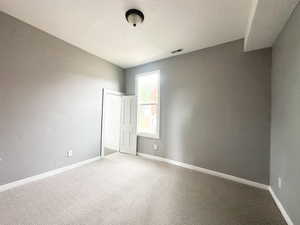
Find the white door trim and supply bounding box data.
[101,89,123,157]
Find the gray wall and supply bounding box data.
[126,40,271,184]
[0,12,124,185]
[271,3,300,224]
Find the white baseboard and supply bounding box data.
[0,153,294,225]
[138,153,269,190]
[0,156,101,193]
[269,187,294,225]
[138,153,295,225]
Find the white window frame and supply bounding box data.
[135,70,160,139]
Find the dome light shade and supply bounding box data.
[126,9,144,27]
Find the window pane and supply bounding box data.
[137,73,159,103]
[138,104,158,135]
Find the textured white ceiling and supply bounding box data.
[0,0,252,68]
[0,0,298,68]
[244,0,300,51]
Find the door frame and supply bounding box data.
[100,88,124,157]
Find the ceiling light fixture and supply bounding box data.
[125,9,144,27]
[171,49,183,54]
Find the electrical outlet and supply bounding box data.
[67,150,73,157]
[153,144,158,150]
[278,177,282,189]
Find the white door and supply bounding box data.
[103,91,122,152]
[120,96,137,155]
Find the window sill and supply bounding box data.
[137,133,160,140]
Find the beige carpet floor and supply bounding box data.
[0,153,286,225]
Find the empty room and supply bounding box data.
[0,0,299,224]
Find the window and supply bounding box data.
[136,70,160,139]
